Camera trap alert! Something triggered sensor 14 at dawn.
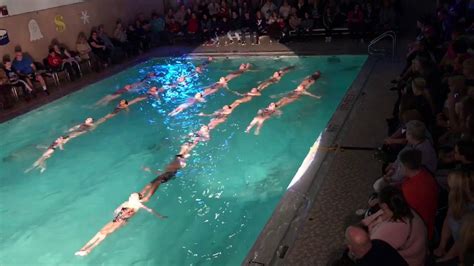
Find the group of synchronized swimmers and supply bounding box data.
[23,56,323,256]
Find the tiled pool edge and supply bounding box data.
[242,56,377,266]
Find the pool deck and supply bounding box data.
[1,37,403,266]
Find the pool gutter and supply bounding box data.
[242,56,377,266]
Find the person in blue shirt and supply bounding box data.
[12,46,49,95]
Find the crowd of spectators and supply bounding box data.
[0,0,402,110]
[157,0,401,44]
[335,1,474,265]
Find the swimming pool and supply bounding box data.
[0,55,366,265]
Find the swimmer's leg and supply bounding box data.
[255,120,265,135]
[75,233,106,256]
[245,118,258,133]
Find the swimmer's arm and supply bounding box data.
[140,204,167,219]
[129,96,147,105]
[57,143,65,150]
[198,112,215,117]
[303,91,321,99]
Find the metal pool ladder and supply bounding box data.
[368,30,397,60]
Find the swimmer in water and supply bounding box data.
[198,104,233,118]
[275,72,321,108]
[26,136,70,173]
[67,118,95,135]
[146,86,165,100]
[196,125,211,141]
[168,92,206,116]
[245,102,282,135]
[96,96,147,125]
[75,192,165,256]
[95,73,151,106]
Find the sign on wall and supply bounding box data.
[54,15,66,32]
[28,19,43,41]
[0,0,84,17]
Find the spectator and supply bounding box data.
[47,48,78,81]
[345,224,408,266]
[134,19,151,51]
[0,67,16,108]
[399,149,439,241]
[295,0,309,19]
[347,4,365,42]
[166,18,181,44]
[187,13,200,41]
[323,7,334,42]
[373,120,438,192]
[362,186,428,266]
[113,20,136,56]
[76,32,101,72]
[51,44,81,80]
[89,30,110,66]
[218,16,231,44]
[363,2,378,39]
[210,15,220,45]
[399,77,435,126]
[261,0,276,20]
[279,0,291,20]
[175,5,187,30]
[2,58,35,100]
[218,1,229,19]
[241,11,256,45]
[311,0,323,28]
[300,12,314,33]
[434,170,474,264]
[379,0,397,30]
[12,46,49,95]
[228,11,243,44]
[255,11,267,45]
[150,13,166,45]
[208,0,220,17]
[97,25,115,50]
[200,14,212,44]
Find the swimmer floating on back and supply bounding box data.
[25,136,70,173]
[75,191,166,256]
[168,93,206,116]
[168,64,251,116]
[245,102,282,135]
[95,71,157,106]
[246,71,321,135]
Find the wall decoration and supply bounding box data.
[28,19,43,42]
[54,15,66,32]
[0,29,10,46]
[0,5,9,17]
[80,10,90,24]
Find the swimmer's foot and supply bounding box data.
[75,250,89,256]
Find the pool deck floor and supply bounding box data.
[0,37,403,266]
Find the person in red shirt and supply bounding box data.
[47,48,63,69]
[47,48,76,81]
[347,4,364,42]
[187,13,199,36]
[399,148,439,240]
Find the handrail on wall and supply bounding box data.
[368,30,397,59]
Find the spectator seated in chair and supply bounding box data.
[11,46,49,95]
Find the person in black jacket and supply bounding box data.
[241,11,256,45]
[228,11,243,44]
[255,11,267,45]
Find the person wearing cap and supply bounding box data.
[12,46,49,95]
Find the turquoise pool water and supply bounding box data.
[0,55,366,265]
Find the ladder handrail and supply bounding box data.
[368,30,397,59]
